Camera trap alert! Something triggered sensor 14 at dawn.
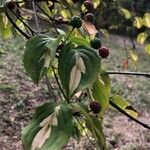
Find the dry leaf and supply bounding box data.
[76,54,86,74]
[122,59,129,70]
[40,113,58,127]
[69,64,81,95]
[31,126,51,150]
[82,20,98,36]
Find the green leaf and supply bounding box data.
[58,43,101,99]
[90,71,110,117]
[71,103,106,150]
[21,102,56,150]
[69,36,90,46]
[86,115,106,150]
[23,34,63,84]
[111,95,138,118]
[22,103,74,150]
[137,32,148,45]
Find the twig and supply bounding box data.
[45,74,57,101]
[10,9,35,36]
[34,2,59,35]
[32,0,40,33]
[74,116,99,149]
[109,100,150,130]
[107,71,150,78]
[52,66,68,102]
[5,11,30,39]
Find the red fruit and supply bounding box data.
[99,47,109,58]
[89,101,101,114]
[85,13,95,23]
[84,0,94,11]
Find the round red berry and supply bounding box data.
[84,0,94,11]
[99,47,109,58]
[85,13,95,23]
[89,101,101,114]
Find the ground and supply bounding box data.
[0,35,150,150]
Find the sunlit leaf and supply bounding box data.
[143,13,150,28]
[120,8,131,19]
[90,71,110,117]
[129,50,138,62]
[111,95,138,118]
[134,17,143,29]
[93,0,101,8]
[69,36,90,46]
[137,32,148,45]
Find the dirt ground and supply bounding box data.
[0,35,150,150]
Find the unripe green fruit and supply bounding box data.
[84,0,94,11]
[89,101,101,114]
[7,1,16,10]
[99,47,109,58]
[85,13,95,23]
[90,38,102,49]
[69,16,82,28]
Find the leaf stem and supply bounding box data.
[110,100,150,130]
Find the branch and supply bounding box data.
[10,9,35,35]
[52,66,68,102]
[5,11,30,39]
[107,71,150,78]
[45,74,57,101]
[109,100,150,130]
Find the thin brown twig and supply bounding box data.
[5,10,30,39]
[52,66,68,102]
[107,71,150,78]
[110,100,150,130]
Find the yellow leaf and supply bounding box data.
[31,126,51,150]
[93,0,101,8]
[120,8,131,19]
[143,13,150,28]
[137,32,148,44]
[145,43,150,54]
[2,13,8,28]
[129,50,138,62]
[134,17,143,29]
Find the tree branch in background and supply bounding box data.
[107,71,150,78]
[5,10,30,39]
[109,100,150,130]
